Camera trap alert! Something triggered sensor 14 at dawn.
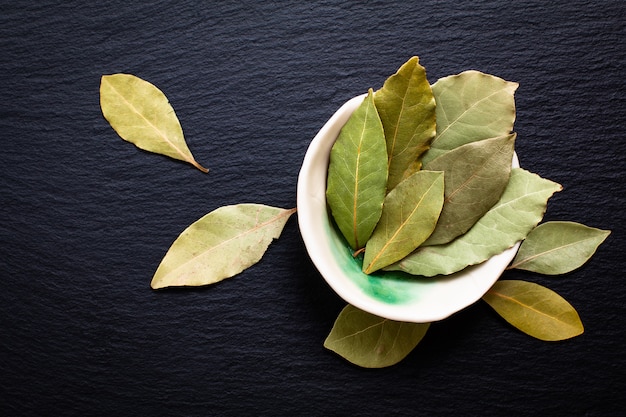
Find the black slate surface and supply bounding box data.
[1,1,625,416]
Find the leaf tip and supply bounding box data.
[193,161,209,173]
[150,277,164,290]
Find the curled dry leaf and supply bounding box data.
[324,304,430,368]
[374,56,436,190]
[326,89,388,250]
[509,221,611,275]
[387,168,562,277]
[151,204,296,289]
[100,73,208,172]
[483,280,584,341]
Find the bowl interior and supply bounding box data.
[297,94,520,323]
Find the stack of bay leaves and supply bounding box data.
[99,57,610,369]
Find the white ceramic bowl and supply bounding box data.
[297,94,520,323]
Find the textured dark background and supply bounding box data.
[1,1,625,416]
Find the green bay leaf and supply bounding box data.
[387,168,562,276]
[422,134,516,246]
[374,56,436,190]
[151,204,295,289]
[509,221,610,275]
[326,89,388,250]
[324,304,430,368]
[483,280,584,341]
[363,171,444,274]
[423,70,517,164]
[100,73,208,172]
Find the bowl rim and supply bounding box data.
[297,94,520,323]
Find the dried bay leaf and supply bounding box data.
[483,280,584,341]
[151,204,296,289]
[422,134,516,246]
[387,168,562,277]
[324,304,430,368]
[362,170,444,274]
[509,221,610,275]
[374,56,436,190]
[326,89,388,250]
[100,73,208,172]
[423,71,517,164]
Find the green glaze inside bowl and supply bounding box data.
[324,215,426,306]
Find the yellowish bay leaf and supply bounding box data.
[100,73,208,172]
[483,280,584,341]
[374,56,436,190]
[151,204,295,289]
[362,170,444,274]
